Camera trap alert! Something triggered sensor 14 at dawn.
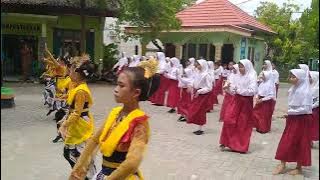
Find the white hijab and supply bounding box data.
[264,60,273,71]
[128,55,140,67]
[118,52,128,67]
[310,71,319,99]
[228,64,239,84]
[194,59,209,89]
[258,71,275,98]
[237,59,257,94]
[298,64,311,81]
[288,69,313,106]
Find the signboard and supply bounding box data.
[1,23,41,34]
[240,37,247,59]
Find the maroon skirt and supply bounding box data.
[177,88,191,116]
[149,75,169,105]
[219,95,254,153]
[252,99,274,133]
[207,87,218,111]
[311,107,319,141]
[166,79,180,108]
[214,77,223,95]
[186,93,210,126]
[275,114,312,166]
[219,92,233,122]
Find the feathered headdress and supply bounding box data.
[70,53,91,68]
[138,57,159,78]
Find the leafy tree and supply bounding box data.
[254,1,301,65]
[115,0,195,52]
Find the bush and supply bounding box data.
[103,43,119,71]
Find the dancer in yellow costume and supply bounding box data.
[69,61,159,180]
[59,56,97,179]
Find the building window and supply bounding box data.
[198,44,208,59]
[209,44,215,62]
[188,44,196,59]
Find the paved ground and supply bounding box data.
[1,82,319,180]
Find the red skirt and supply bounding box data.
[252,99,274,133]
[311,107,319,141]
[219,93,233,122]
[219,95,254,153]
[177,88,191,116]
[187,94,210,126]
[207,86,218,111]
[166,79,180,108]
[149,75,169,105]
[214,77,223,95]
[275,114,312,166]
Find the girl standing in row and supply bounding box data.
[186,59,212,135]
[310,71,319,145]
[273,69,313,176]
[219,59,257,153]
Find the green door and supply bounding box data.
[86,31,94,61]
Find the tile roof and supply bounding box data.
[1,0,120,14]
[177,0,275,34]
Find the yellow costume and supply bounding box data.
[64,83,94,145]
[72,107,150,180]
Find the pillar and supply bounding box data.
[174,43,183,59]
[141,42,147,56]
[195,44,199,59]
[214,43,223,63]
[233,44,240,63]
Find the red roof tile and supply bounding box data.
[177,0,275,34]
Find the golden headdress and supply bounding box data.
[70,53,91,68]
[138,57,159,78]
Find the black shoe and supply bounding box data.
[193,130,204,135]
[46,109,55,116]
[52,135,62,143]
[178,116,187,122]
[152,103,163,106]
[168,109,176,113]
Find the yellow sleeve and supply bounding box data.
[63,90,87,127]
[70,124,105,179]
[107,121,149,180]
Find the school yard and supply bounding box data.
[1,82,319,180]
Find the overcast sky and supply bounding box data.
[197,0,312,19]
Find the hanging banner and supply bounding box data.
[240,37,247,59]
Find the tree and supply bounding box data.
[115,0,195,51]
[254,1,301,65]
[298,0,319,61]
[255,0,319,66]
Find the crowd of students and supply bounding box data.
[41,50,319,179]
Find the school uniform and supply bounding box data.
[149,52,170,105]
[219,64,239,122]
[253,71,276,133]
[207,61,217,111]
[214,67,223,95]
[186,60,212,126]
[275,69,313,166]
[164,58,182,109]
[219,59,257,153]
[310,71,319,141]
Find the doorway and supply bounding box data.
[2,34,38,79]
[221,44,234,65]
[165,43,176,58]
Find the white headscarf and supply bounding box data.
[188,58,195,67]
[128,55,140,67]
[257,71,275,99]
[264,60,273,71]
[228,64,239,84]
[298,64,311,81]
[310,71,319,99]
[288,69,313,106]
[118,52,128,67]
[237,59,258,95]
[207,61,215,84]
[193,59,209,89]
[156,52,166,73]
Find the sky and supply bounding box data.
[197,0,312,19]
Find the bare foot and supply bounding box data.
[272,164,286,175]
[288,168,302,175]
